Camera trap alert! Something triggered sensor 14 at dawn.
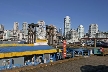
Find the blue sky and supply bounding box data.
[0,0,108,32]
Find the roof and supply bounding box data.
[0,45,53,53]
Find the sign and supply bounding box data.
[63,40,66,58]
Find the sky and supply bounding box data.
[0,0,108,32]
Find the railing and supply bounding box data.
[52,44,92,48]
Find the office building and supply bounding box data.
[22,22,28,41]
[22,22,28,35]
[0,24,4,32]
[64,16,71,37]
[77,25,84,39]
[13,22,19,34]
[69,29,79,43]
[88,24,98,38]
[0,24,4,39]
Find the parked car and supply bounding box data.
[96,42,103,47]
[96,41,106,47]
[102,43,108,48]
[86,41,94,46]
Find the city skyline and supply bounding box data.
[0,20,106,33]
[0,0,108,32]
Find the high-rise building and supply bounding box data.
[22,22,28,35]
[13,22,19,34]
[88,24,98,38]
[67,29,79,43]
[0,24,4,38]
[0,24,4,32]
[64,16,71,37]
[77,25,84,39]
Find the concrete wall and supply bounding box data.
[12,57,24,65]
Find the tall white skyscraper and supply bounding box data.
[89,24,98,38]
[77,25,84,39]
[13,22,19,34]
[22,22,28,35]
[64,16,71,37]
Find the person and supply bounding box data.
[27,60,31,65]
[100,47,104,52]
[2,60,6,69]
[32,57,34,64]
[39,56,43,64]
[7,59,10,69]
[12,59,14,66]
[24,61,27,66]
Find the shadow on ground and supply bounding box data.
[80,65,108,72]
